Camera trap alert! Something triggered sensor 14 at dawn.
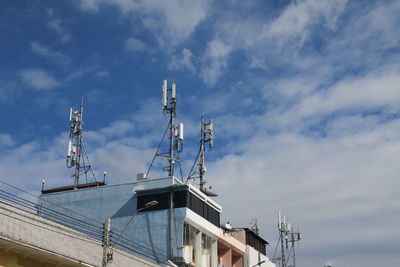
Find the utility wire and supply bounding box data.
[0,179,104,226]
[81,138,98,183]
[0,178,170,263]
[272,234,281,263]
[146,121,170,179]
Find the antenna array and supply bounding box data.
[273,211,301,267]
[147,80,184,178]
[66,100,97,188]
[187,116,216,196]
[249,218,259,235]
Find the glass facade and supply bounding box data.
[137,188,220,226]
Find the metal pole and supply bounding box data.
[102,218,112,267]
[280,228,286,267]
[292,231,296,267]
[168,188,174,260]
[168,110,174,177]
[199,117,205,191]
[74,120,81,188]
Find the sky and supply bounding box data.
[1,0,400,266]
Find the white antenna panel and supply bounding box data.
[208,121,213,131]
[69,108,73,121]
[278,211,282,229]
[179,122,184,140]
[162,80,167,107]
[67,140,72,157]
[288,223,292,232]
[171,82,176,99]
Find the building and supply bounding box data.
[0,200,162,267]
[38,175,275,267]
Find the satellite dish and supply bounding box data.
[201,187,218,197]
[224,222,232,230]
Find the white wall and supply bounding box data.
[244,246,275,267]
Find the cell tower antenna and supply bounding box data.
[272,211,301,267]
[66,99,98,188]
[186,116,217,196]
[146,80,184,179]
[250,218,259,235]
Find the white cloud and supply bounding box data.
[324,1,400,69]
[125,37,147,52]
[20,69,59,90]
[260,0,347,50]
[206,0,349,77]
[77,0,101,12]
[46,7,54,16]
[47,19,71,43]
[168,48,196,72]
[200,38,232,85]
[0,80,18,102]
[0,134,14,147]
[93,70,109,78]
[207,115,400,266]
[31,42,70,65]
[76,0,208,46]
[0,99,165,190]
[139,0,208,46]
[283,66,400,123]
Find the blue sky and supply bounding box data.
[1,0,400,266]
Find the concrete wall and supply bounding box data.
[0,201,163,267]
[244,246,275,267]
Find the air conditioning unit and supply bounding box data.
[137,173,147,181]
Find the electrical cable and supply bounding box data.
[186,146,201,183]
[176,150,184,182]
[0,190,103,238]
[272,234,280,263]
[81,138,98,183]
[0,179,177,265]
[146,120,170,179]
[0,179,104,226]
[110,231,168,258]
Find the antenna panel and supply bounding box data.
[69,108,73,121]
[179,122,184,140]
[67,140,72,157]
[162,80,167,108]
[171,82,176,99]
[278,211,282,229]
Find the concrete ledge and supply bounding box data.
[0,201,163,267]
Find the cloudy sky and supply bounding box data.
[1,0,400,266]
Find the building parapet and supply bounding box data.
[0,201,164,267]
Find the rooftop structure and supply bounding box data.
[34,80,276,267]
[39,175,275,267]
[0,196,163,267]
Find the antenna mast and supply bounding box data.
[187,116,216,195]
[146,80,184,178]
[273,211,301,267]
[66,99,97,188]
[249,218,259,235]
